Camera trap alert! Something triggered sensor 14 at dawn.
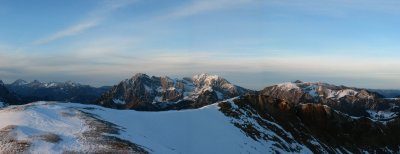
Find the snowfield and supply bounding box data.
[0,101,272,154]
[0,102,89,153]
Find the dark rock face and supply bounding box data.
[0,80,21,106]
[262,82,390,117]
[219,94,400,153]
[6,80,110,104]
[96,73,249,111]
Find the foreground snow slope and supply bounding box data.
[0,101,273,154]
[0,102,88,153]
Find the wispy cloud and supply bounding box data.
[158,0,257,20]
[33,20,99,45]
[33,0,135,45]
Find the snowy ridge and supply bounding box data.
[224,99,313,153]
[273,81,365,100]
[276,82,300,91]
[0,101,280,153]
[10,80,82,88]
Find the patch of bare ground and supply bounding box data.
[0,125,31,154]
[62,108,149,154]
[0,104,148,153]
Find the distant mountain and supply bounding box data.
[0,80,21,107]
[96,73,249,111]
[261,81,393,117]
[369,89,400,98]
[6,79,110,104]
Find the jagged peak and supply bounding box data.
[12,79,28,85]
[0,80,4,85]
[131,73,150,80]
[276,82,300,91]
[192,73,220,80]
[30,80,42,84]
[293,80,303,84]
[191,73,227,85]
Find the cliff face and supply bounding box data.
[261,81,390,117]
[0,80,21,106]
[96,73,249,111]
[219,93,400,153]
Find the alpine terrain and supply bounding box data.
[1,74,400,153]
[96,73,249,111]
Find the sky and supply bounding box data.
[1,0,400,90]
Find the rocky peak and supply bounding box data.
[192,73,223,87]
[293,80,303,84]
[96,73,249,111]
[262,81,391,117]
[11,79,28,86]
[131,73,150,80]
[28,80,43,87]
[191,73,241,94]
[0,80,4,86]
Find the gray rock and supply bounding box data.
[96,73,249,111]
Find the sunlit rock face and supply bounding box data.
[96,73,249,111]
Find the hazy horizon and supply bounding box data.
[1,0,400,89]
[3,71,400,91]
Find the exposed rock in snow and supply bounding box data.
[262,81,390,117]
[276,82,300,91]
[222,94,400,153]
[0,102,146,153]
[0,101,287,153]
[96,73,249,111]
[112,99,126,105]
[367,110,398,120]
[335,89,358,99]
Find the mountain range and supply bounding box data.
[1,73,400,153]
[3,79,110,104]
[96,73,248,111]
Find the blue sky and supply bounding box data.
[1,0,400,90]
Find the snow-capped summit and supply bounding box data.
[262,81,389,117]
[191,73,243,94]
[192,73,222,86]
[96,73,249,111]
[10,79,28,86]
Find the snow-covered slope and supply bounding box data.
[1,96,400,154]
[0,101,281,154]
